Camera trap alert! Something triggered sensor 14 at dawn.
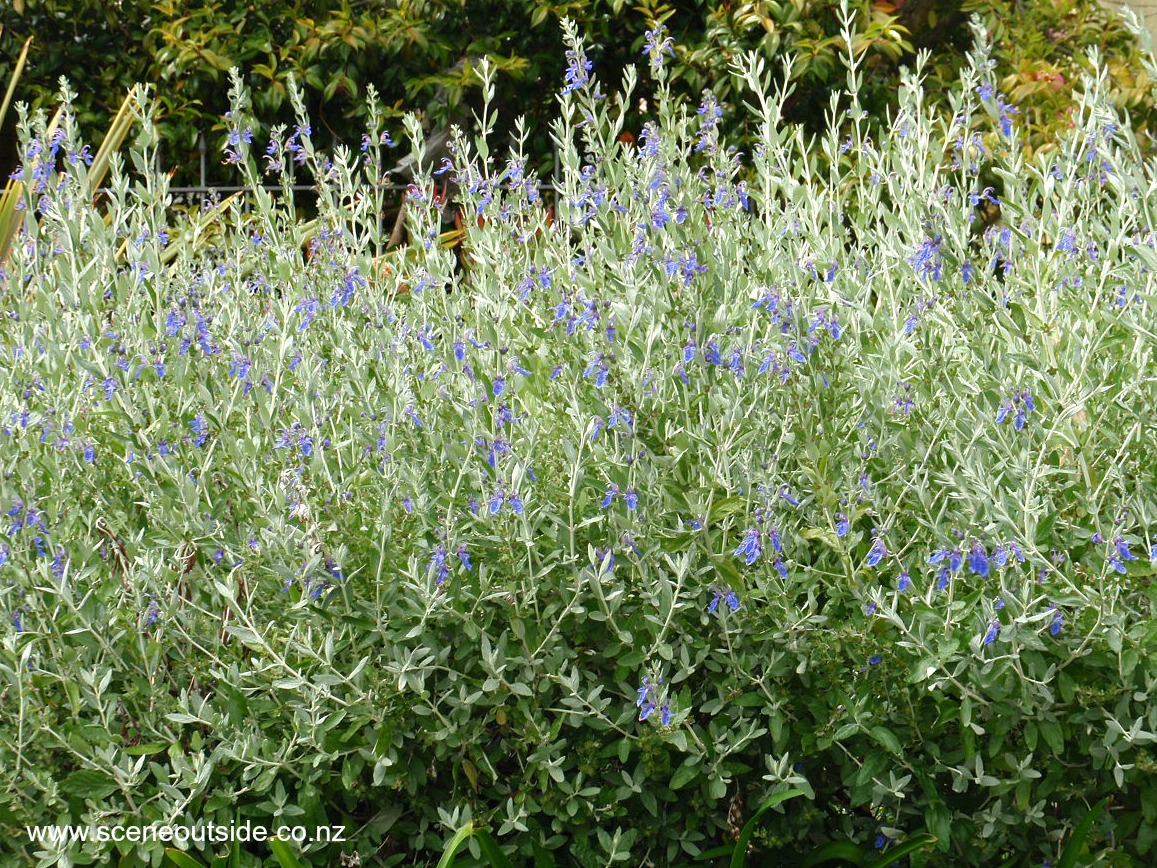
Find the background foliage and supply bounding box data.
[2,0,1157,187]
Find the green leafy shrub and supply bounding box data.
[2,13,1157,867]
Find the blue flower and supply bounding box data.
[51,546,66,579]
[734,527,762,565]
[562,46,593,94]
[930,546,957,570]
[835,513,849,537]
[709,585,740,613]
[898,569,911,592]
[866,533,887,568]
[704,339,722,365]
[1048,604,1063,636]
[968,542,989,578]
[937,565,951,591]
[185,413,209,447]
[982,619,1000,646]
[229,355,252,380]
[625,489,638,510]
[999,388,1034,429]
[992,544,1009,568]
[508,492,524,515]
[143,597,160,629]
[429,545,450,586]
[727,347,745,377]
[996,96,1019,137]
[643,24,675,71]
[601,485,617,508]
[493,377,505,397]
[949,549,963,572]
[909,235,943,282]
[1114,537,1137,561]
[636,676,655,708]
[456,545,472,571]
[660,703,672,727]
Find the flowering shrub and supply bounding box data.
[2,13,1157,867]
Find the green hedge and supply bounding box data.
[2,0,1156,184]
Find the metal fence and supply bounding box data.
[152,132,556,205]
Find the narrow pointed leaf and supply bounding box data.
[731,788,806,867]
[865,834,938,868]
[1057,798,1108,868]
